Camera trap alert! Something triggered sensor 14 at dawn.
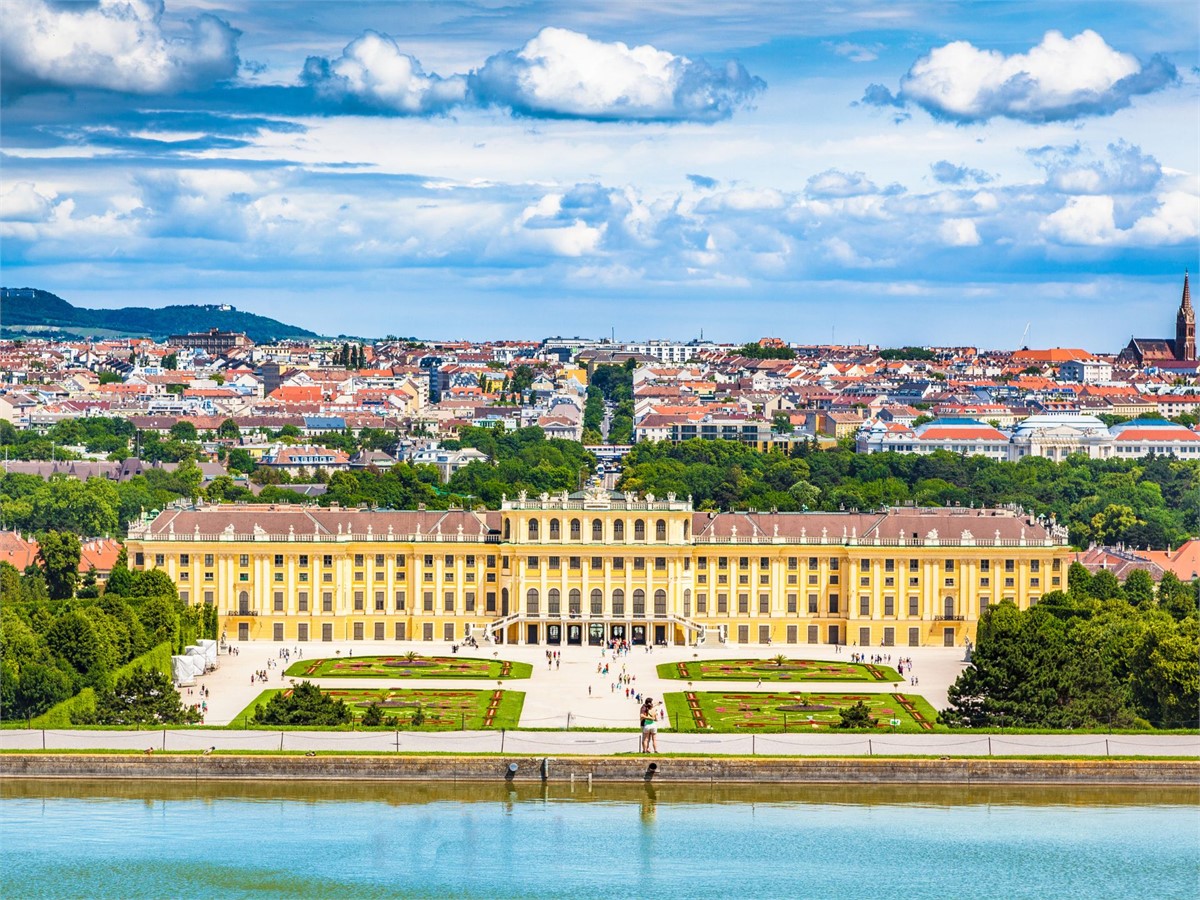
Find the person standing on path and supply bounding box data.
[640,697,659,753]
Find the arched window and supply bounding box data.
[238,591,250,614]
[569,588,582,616]
[548,588,561,616]
[612,589,626,616]
[654,589,667,616]
[655,519,667,541]
[528,519,539,540]
[503,519,511,540]
[592,519,603,541]
[683,520,689,540]
[549,519,561,540]
[590,588,603,615]
[944,597,955,618]
[633,589,646,616]
[613,520,625,540]
[570,519,581,540]
[526,589,540,615]
[683,589,692,617]
[634,519,646,541]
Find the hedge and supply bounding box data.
[30,642,174,728]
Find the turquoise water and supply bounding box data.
[2,782,1197,899]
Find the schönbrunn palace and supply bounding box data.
[127,490,1070,649]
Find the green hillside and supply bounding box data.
[0,288,320,343]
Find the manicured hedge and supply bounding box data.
[31,642,174,728]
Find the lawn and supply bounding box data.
[233,687,524,730]
[285,654,533,680]
[659,658,902,683]
[664,690,941,733]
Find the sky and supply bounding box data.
[1,1,1198,350]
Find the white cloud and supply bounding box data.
[865,30,1176,122]
[1041,196,1120,245]
[0,182,56,222]
[1041,191,1198,246]
[938,218,981,246]
[1,0,239,95]
[831,42,881,63]
[301,31,466,114]
[806,169,880,198]
[469,27,764,121]
[1037,141,1161,194]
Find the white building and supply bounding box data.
[1058,358,1114,383]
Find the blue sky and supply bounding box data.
[2,1,1197,349]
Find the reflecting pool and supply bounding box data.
[2,780,1196,899]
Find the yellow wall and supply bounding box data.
[128,501,1068,648]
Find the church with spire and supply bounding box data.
[1118,272,1195,366]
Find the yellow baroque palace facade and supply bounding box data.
[126,490,1071,648]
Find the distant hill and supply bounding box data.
[0,288,320,343]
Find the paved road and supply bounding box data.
[2,728,1196,757]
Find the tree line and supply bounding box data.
[617,440,1198,550]
[943,563,1198,729]
[1,549,215,723]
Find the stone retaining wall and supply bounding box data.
[2,754,1196,784]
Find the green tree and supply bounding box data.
[169,420,198,442]
[81,666,201,726]
[217,418,241,441]
[46,610,114,680]
[251,681,352,726]
[1129,618,1200,728]
[1122,569,1156,609]
[13,661,74,720]
[1157,572,1198,621]
[836,700,876,729]
[36,531,82,600]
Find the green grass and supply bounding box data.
[659,658,903,683]
[665,690,943,734]
[284,654,533,680]
[230,687,524,731]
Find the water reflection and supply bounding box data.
[1,777,1188,809]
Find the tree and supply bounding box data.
[251,681,352,726]
[836,700,876,729]
[1122,569,1156,609]
[217,418,241,441]
[226,447,255,474]
[138,594,181,648]
[1157,572,1198,621]
[169,420,198,442]
[36,531,81,600]
[1129,619,1200,729]
[106,556,135,597]
[361,702,384,726]
[133,570,179,602]
[162,353,178,370]
[14,661,74,720]
[46,610,113,680]
[81,666,201,726]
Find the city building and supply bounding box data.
[1119,272,1195,365]
[167,328,253,355]
[126,494,1069,649]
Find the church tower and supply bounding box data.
[1176,270,1195,361]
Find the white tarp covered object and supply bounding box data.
[185,646,208,673]
[196,639,218,668]
[172,655,199,685]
